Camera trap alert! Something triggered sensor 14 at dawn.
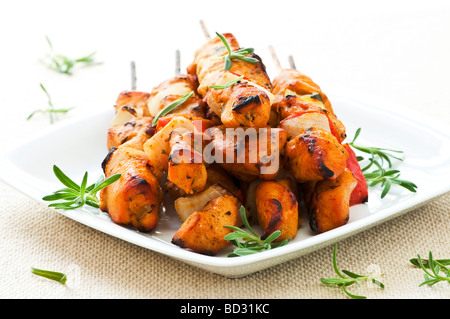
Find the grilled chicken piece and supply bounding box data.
[255,178,299,242]
[147,74,205,119]
[276,95,346,143]
[167,128,207,195]
[272,68,347,142]
[204,125,287,181]
[142,71,211,193]
[99,135,162,232]
[203,164,243,200]
[187,33,240,82]
[143,116,195,177]
[187,33,273,128]
[174,184,234,223]
[280,110,336,140]
[272,68,333,115]
[107,116,154,151]
[108,90,156,150]
[207,79,272,128]
[165,163,243,200]
[114,91,151,117]
[309,168,357,233]
[283,127,348,183]
[172,194,240,255]
[143,115,208,194]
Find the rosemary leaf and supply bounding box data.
[44,36,101,75]
[43,165,120,210]
[411,252,450,286]
[320,244,384,299]
[151,92,193,126]
[224,206,290,257]
[216,32,258,71]
[349,128,417,198]
[209,75,244,90]
[27,84,74,124]
[31,267,67,285]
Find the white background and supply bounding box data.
[1,0,449,142]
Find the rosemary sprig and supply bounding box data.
[320,244,385,299]
[31,267,67,285]
[209,75,244,89]
[44,36,101,75]
[410,252,450,286]
[224,206,290,257]
[42,165,121,210]
[27,83,74,124]
[216,32,259,71]
[151,92,193,126]
[348,128,417,198]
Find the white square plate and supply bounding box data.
[1,84,450,277]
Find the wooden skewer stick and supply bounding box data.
[288,55,296,70]
[130,61,137,90]
[199,20,211,40]
[175,50,181,75]
[268,45,283,74]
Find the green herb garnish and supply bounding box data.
[43,165,121,210]
[320,244,385,299]
[31,267,67,285]
[44,36,101,75]
[224,206,290,257]
[349,128,417,198]
[151,92,193,126]
[27,83,74,124]
[209,75,244,90]
[215,32,259,71]
[410,252,450,287]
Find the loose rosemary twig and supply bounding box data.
[44,36,101,75]
[42,165,120,210]
[320,244,385,299]
[31,267,67,285]
[410,252,450,287]
[27,83,74,124]
[224,206,290,257]
[348,128,417,198]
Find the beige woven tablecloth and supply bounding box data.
[0,0,449,299]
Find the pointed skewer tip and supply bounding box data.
[268,45,282,74]
[288,55,296,70]
[175,50,181,75]
[130,61,137,91]
[199,20,211,40]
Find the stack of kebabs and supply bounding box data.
[99,31,368,256]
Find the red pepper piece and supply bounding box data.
[344,144,368,206]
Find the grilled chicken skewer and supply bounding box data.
[100,62,162,232]
[170,23,271,255]
[141,49,241,202]
[268,48,349,184]
[188,23,286,183]
[283,53,367,205]
[143,51,211,196]
[270,50,367,232]
[107,61,154,151]
[102,56,217,234]
[187,26,274,128]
